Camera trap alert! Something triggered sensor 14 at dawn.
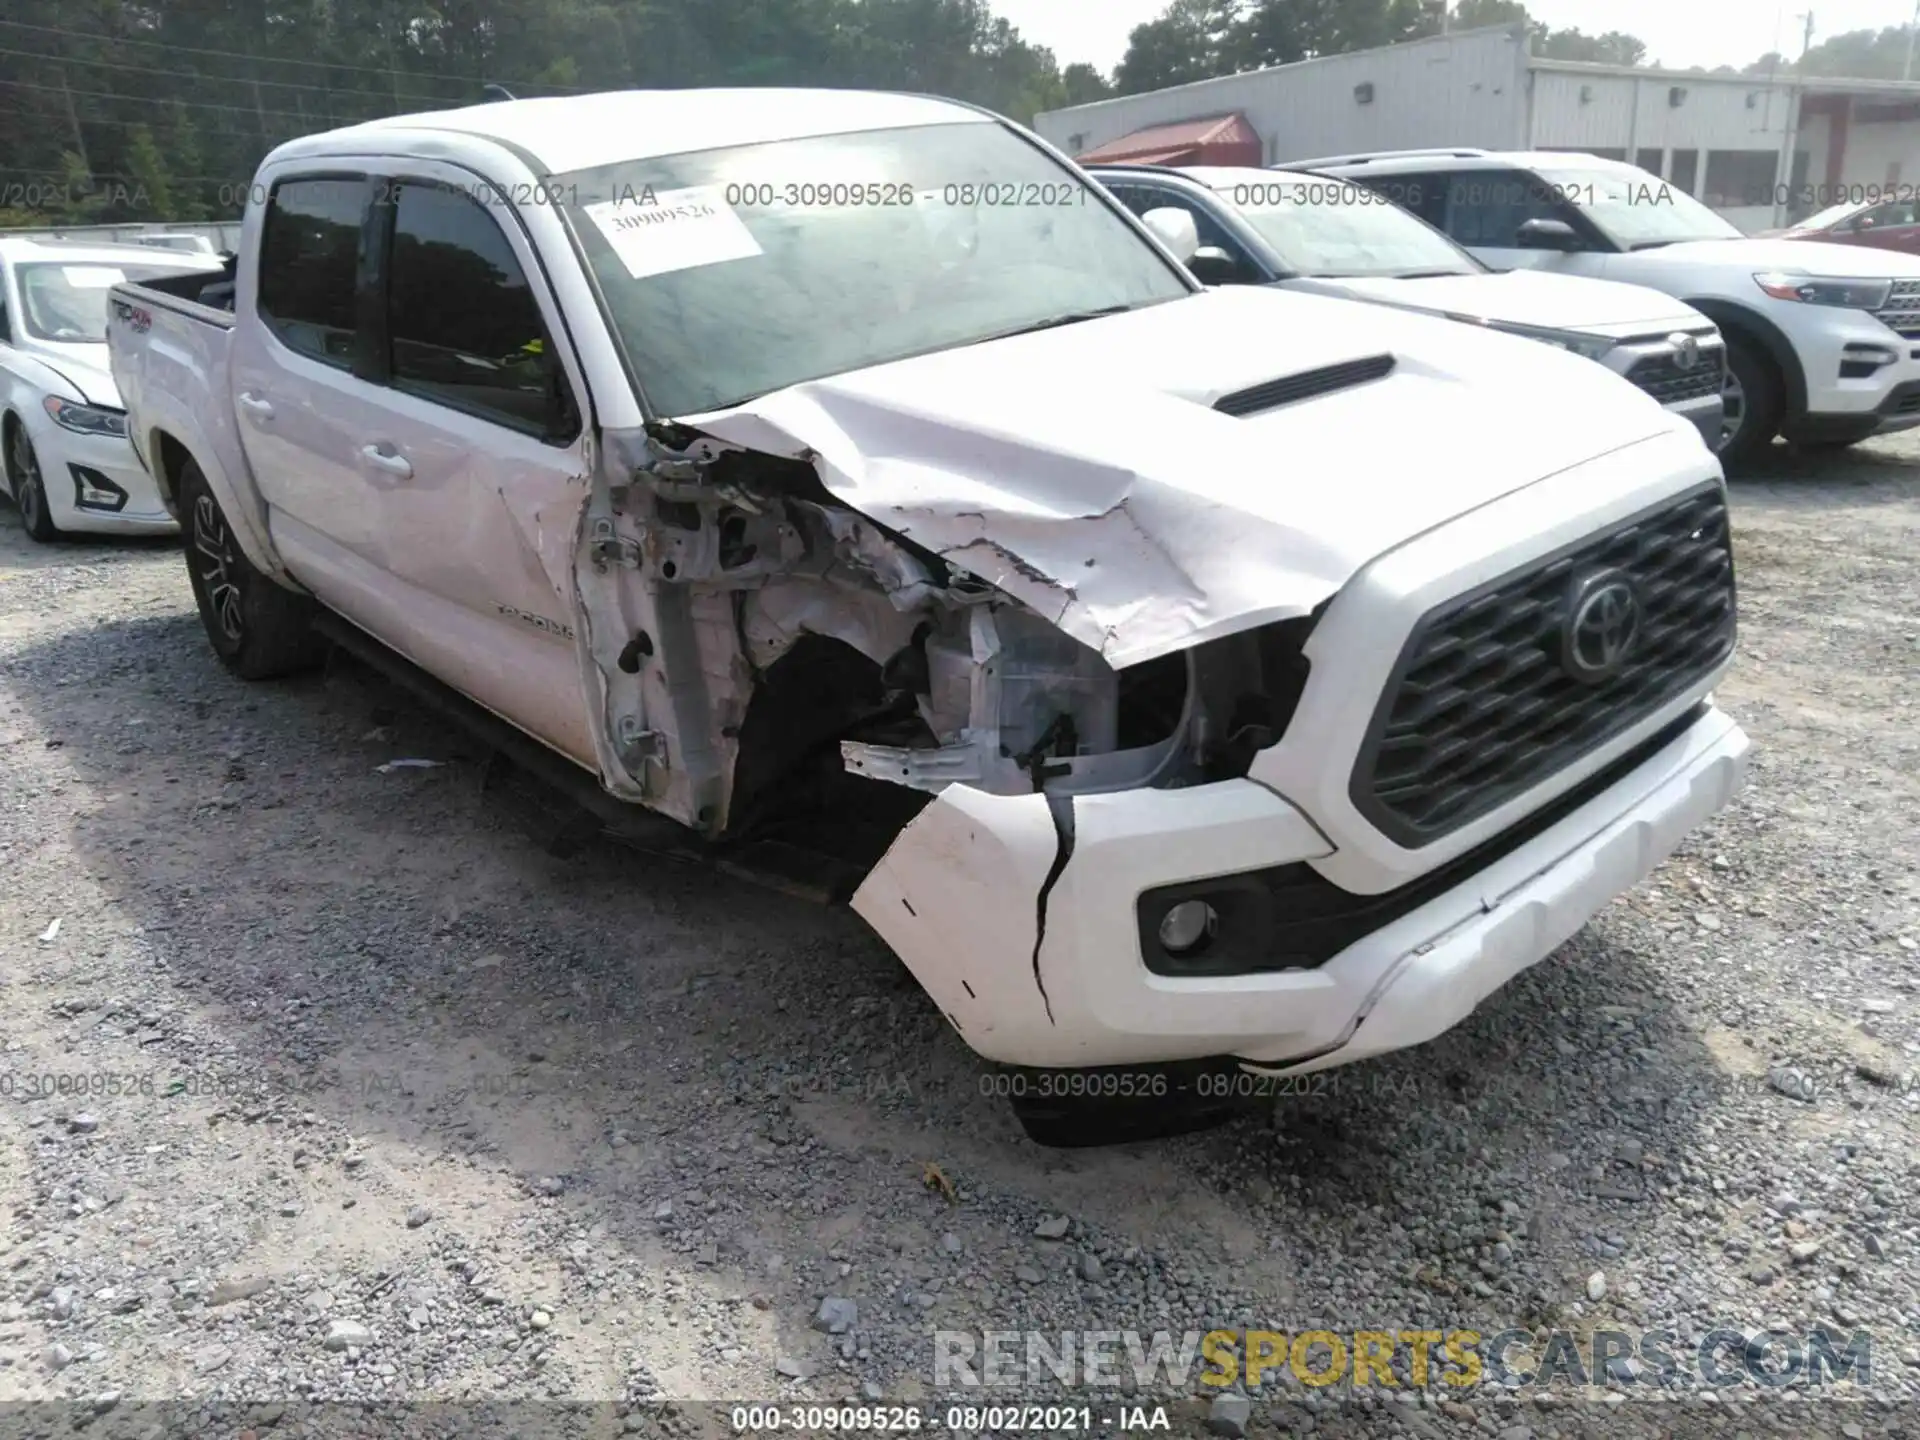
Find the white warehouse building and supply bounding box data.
[1034,22,1920,234]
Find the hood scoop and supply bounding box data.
[1214,353,1395,418]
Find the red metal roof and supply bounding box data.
[1075,113,1262,167]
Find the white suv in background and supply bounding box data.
[1299,149,1920,465]
[1087,162,1725,450]
[1,237,222,540]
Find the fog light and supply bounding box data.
[69,465,128,512]
[1158,900,1219,955]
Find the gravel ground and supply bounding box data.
[0,433,1916,1440]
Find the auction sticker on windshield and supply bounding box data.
[583,185,763,280]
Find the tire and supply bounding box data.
[6,419,62,543]
[179,456,327,679]
[1004,1061,1254,1148]
[1717,336,1783,467]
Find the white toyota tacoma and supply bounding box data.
[106,90,1750,1144]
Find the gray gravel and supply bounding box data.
[1,431,1917,1439]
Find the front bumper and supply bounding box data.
[1786,305,1920,441]
[1789,378,1920,443]
[854,705,1748,1070]
[32,422,176,536]
[1668,391,1725,448]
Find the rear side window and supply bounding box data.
[387,183,567,436]
[258,177,366,367]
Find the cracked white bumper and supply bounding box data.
[853,705,1748,1071]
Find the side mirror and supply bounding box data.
[1188,246,1247,285]
[1516,217,1584,251]
[1853,214,1880,231]
[1140,206,1200,264]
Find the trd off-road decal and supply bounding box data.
[495,603,574,640]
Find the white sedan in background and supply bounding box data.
[2,237,224,541]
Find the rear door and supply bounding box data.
[229,170,386,581]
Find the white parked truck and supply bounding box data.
[106,89,1750,1144]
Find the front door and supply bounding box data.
[341,161,598,764]
[1432,169,1607,276]
[1840,201,1920,255]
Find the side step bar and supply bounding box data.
[310,612,868,904]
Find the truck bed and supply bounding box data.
[107,260,249,532]
[117,252,238,318]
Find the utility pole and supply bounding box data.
[1904,0,1918,81]
[250,79,272,144]
[57,69,90,175]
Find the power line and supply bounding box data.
[0,16,581,92]
[0,43,464,108]
[0,75,391,124]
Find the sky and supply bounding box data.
[989,0,1918,76]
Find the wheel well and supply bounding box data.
[1,411,19,483]
[151,431,190,514]
[1684,300,1806,419]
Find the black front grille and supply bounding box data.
[1214,354,1394,417]
[1877,279,1920,339]
[1627,347,1725,404]
[1352,484,1736,848]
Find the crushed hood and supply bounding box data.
[1321,268,1708,335]
[686,285,1681,669]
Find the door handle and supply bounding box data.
[236,392,274,419]
[359,444,413,480]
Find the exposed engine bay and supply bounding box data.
[570,422,1316,891]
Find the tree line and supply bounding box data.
[0,0,1910,228]
[0,0,1111,226]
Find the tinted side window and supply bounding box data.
[1109,185,1239,252]
[1443,171,1565,247]
[1351,175,1445,228]
[258,177,366,366]
[388,184,567,436]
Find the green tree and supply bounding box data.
[1116,0,1243,94]
[1745,25,1915,80]
[0,0,1089,223]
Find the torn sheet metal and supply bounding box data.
[685,286,1673,670]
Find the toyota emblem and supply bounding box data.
[1669,332,1700,371]
[1563,570,1642,683]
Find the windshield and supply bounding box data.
[555,121,1191,416]
[1215,176,1478,277]
[16,262,190,342]
[1537,167,1742,247]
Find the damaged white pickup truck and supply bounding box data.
[108,89,1750,1144]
